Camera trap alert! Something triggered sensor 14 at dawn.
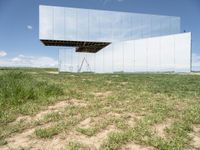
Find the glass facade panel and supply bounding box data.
[54,7,65,40]
[160,16,171,36]
[103,45,113,73]
[160,36,174,71]
[77,9,89,41]
[147,38,160,71]
[59,33,191,73]
[59,48,73,72]
[40,5,181,42]
[121,13,133,41]
[39,6,53,39]
[171,17,180,34]
[89,10,100,41]
[87,53,95,72]
[113,42,123,72]
[142,15,151,38]
[95,50,104,73]
[110,12,120,41]
[40,5,190,73]
[174,33,191,72]
[99,11,112,42]
[132,14,142,39]
[134,39,147,72]
[150,15,162,37]
[65,8,77,41]
[124,41,134,72]
[76,52,93,72]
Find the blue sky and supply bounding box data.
[0,0,199,69]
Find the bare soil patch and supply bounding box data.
[78,117,93,129]
[125,113,143,128]
[187,124,200,149]
[2,125,117,150]
[105,80,112,84]
[121,82,128,85]
[152,118,173,138]
[27,72,38,74]
[190,72,200,76]
[2,99,89,149]
[77,112,121,130]
[1,123,53,150]
[77,116,102,130]
[121,142,155,150]
[13,99,87,124]
[47,71,58,74]
[68,125,118,149]
[93,91,112,97]
[107,112,121,118]
[174,101,188,111]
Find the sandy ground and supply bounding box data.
[1,99,200,150]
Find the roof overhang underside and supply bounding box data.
[40,40,110,53]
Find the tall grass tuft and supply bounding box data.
[0,71,63,123]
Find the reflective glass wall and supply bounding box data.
[59,33,191,73]
[40,5,191,73]
[40,5,181,42]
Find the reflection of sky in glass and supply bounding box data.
[59,33,191,73]
[39,5,180,41]
[40,6,53,39]
[39,5,190,73]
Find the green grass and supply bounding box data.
[66,141,85,150]
[35,126,60,138]
[0,70,63,124]
[0,68,200,149]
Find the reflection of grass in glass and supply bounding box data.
[0,68,200,149]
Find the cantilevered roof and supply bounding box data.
[41,40,110,53]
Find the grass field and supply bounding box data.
[0,68,200,150]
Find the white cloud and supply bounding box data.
[0,51,7,57]
[27,25,33,30]
[0,54,58,68]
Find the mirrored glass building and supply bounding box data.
[39,5,191,73]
